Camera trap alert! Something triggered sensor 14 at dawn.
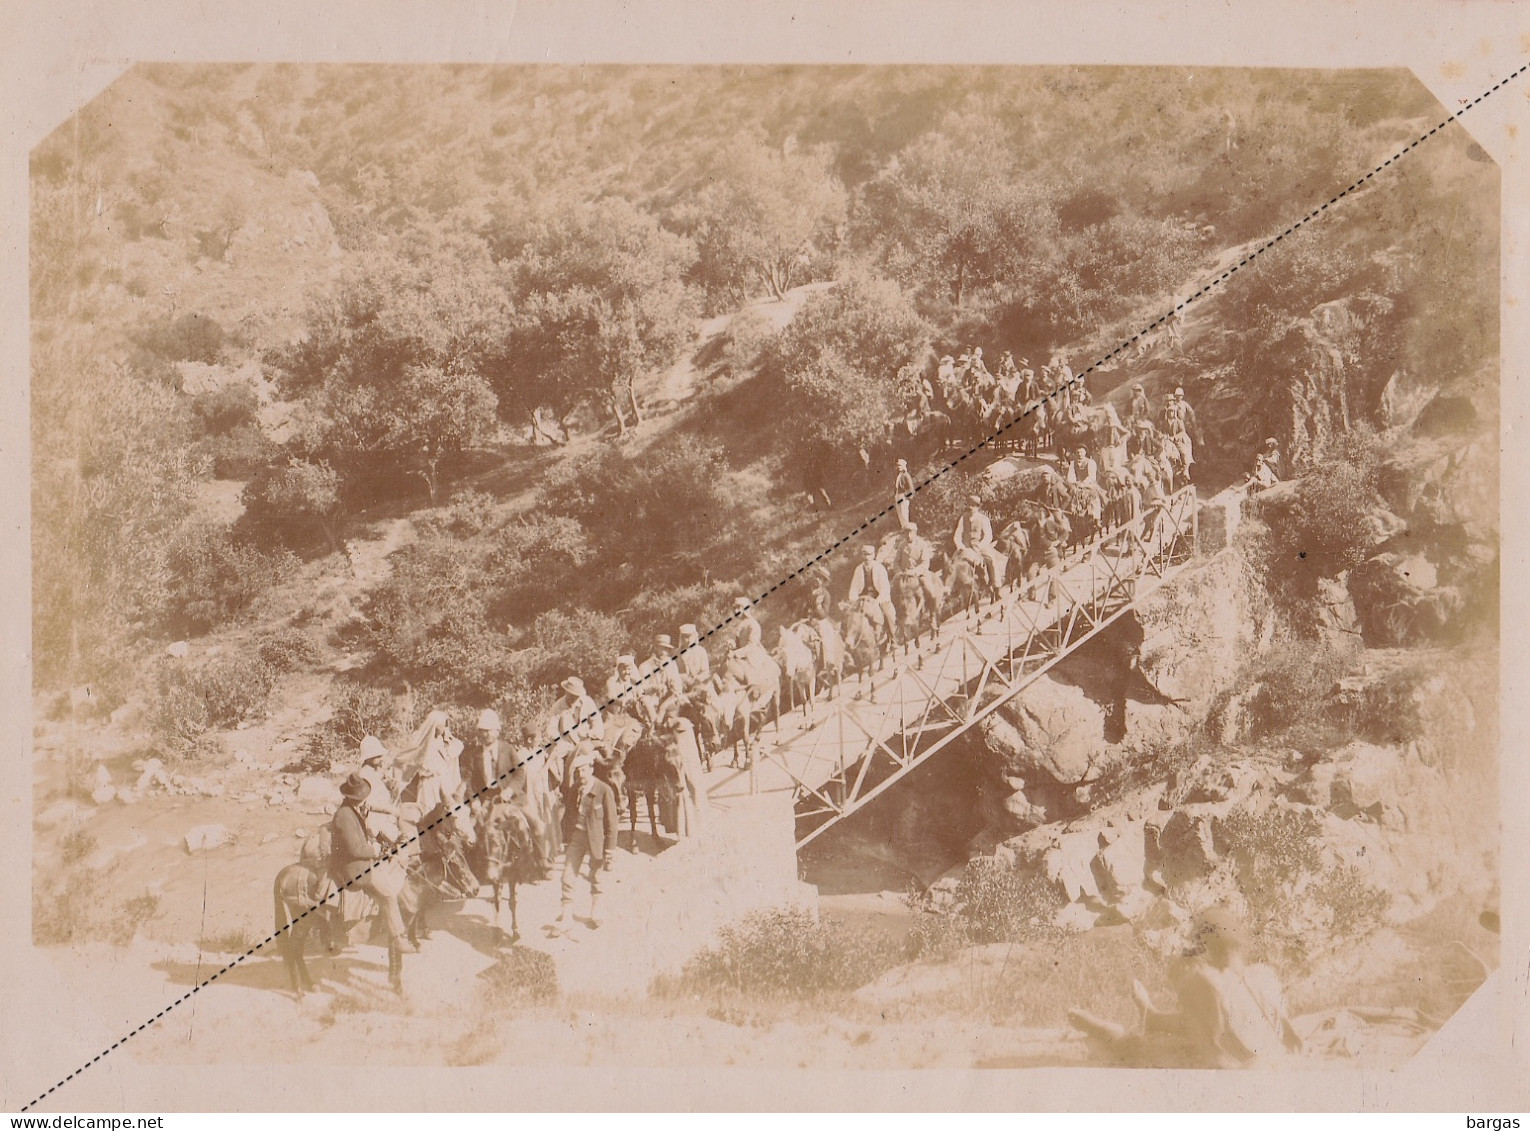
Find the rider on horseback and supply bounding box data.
[894,522,945,613]
[953,494,1006,594]
[847,544,897,650]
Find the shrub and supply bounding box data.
[522,608,630,691]
[199,423,277,480]
[656,907,905,1001]
[485,515,593,622]
[239,458,341,553]
[539,440,757,599]
[189,380,260,436]
[150,652,278,752]
[33,866,162,947]
[362,535,524,703]
[165,524,299,637]
[907,857,1067,957]
[257,626,321,673]
[722,306,780,374]
[482,947,560,1006]
[414,488,502,539]
[1214,803,1392,968]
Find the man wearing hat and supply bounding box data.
[847,543,897,647]
[551,746,621,934]
[893,457,916,529]
[1161,388,1195,482]
[604,653,646,715]
[676,624,711,696]
[465,708,515,810]
[953,494,1007,593]
[328,771,409,951]
[357,736,401,843]
[642,634,686,709]
[545,675,603,787]
[893,521,943,615]
[1246,438,1282,491]
[1127,382,1151,426]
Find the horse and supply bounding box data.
[775,622,819,719]
[839,599,884,700]
[714,647,782,767]
[891,566,940,652]
[791,617,845,700]
[617,731,681,850]
[941,548,994,622]
[480,800,540,941]
[272,861,342,997]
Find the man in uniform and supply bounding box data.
[642,633,687,710]
[550,748,621,934]
[953,494,1007,592]
[847,543,897,647]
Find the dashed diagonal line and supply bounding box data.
[19,61,1525,1112]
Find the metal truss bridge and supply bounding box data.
[707,485,1199,849]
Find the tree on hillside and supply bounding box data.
[857,112,1047,309]
[32,359,204,691]
[271,222,506,503]
[768,271,932,472]
[677,137,847,306]
[505,198,698,436]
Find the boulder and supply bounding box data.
[185,824,232,853]
[1129,546,1269,718]
[1155,809,1218,886]
[980,676,1107,786]
[1348,552,1465,646]
[165,641,190,659]
[296,775,343,807]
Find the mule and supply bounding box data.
[775,623,819,719]
[480,800,539,942]
[839,599,883,700]
[272,861,342,997]
[617,732,681,850]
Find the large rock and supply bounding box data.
[185,824,232,853]
[296,775,343,807]
[980,676,1107,786]
[1129,546,1270,718]
[1348,552,1465,646]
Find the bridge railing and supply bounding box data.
[748,485,1198,848]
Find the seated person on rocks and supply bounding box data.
[1067,906,1304,1068]
[1243,438,1283,491]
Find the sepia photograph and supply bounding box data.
[6,3,1526,1113]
